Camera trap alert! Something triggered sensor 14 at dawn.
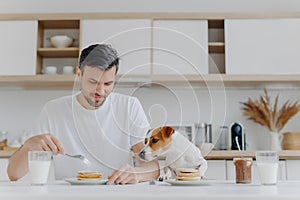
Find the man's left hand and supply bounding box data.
[107,164,139,184]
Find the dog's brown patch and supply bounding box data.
[148,126,175,156]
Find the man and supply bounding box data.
[7,44,159,184]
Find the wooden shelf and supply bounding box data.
[208,20,224,29]
[151,74,300,87]
[1,74,300,89]
[37,47,79,58]
[208,42,225,53]
[0,75,76,90]
[205,150,300,160]
[39,20,80,29]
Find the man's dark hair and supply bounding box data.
[79,44,119,74]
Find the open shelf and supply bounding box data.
[37,47,79,58]
[1,74,300,89]
[36,19,80,74]
[208,42,225,53]
[38,20,79,29]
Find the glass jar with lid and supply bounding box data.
[0,131,8,150]
[194,123,206,148]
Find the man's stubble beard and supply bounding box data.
[83,93,107,109]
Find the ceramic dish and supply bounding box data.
[165,179,210,186]
[65,178,108,185]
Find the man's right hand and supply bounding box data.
[23,134,65,155]
[8,133,64,181]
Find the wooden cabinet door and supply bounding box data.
[153,20,208,75]
[225,19,300,74]
[81,19,151,76]
[0,20,37,75]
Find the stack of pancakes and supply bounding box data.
[77,171,102,181]
[176,168,201,181]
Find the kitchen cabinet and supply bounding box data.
[285,160,300,180]
[205,160,227,180]
[0,158,9,180]
[225,19,300,74]
[1,13,300,89]
[81,19,151,76]
[0,20,37,75]
[152,20,208,75]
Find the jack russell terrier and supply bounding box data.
[135,126,207,180]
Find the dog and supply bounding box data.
[136,126,208,180]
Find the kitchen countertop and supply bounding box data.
[205,150,300,160]
[0,150,15,158]
[1,180,300,200]
[2,150,300,159]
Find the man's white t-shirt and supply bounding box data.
[33,92,150,180]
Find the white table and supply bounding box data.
[1,180,300,200]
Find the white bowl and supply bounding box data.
[63,66,74,74]
[50,35,73,48]
[43,66,57,75]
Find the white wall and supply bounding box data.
[1,87,300,150]
[1,1,300,150]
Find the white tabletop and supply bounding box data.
[1,180,300,200]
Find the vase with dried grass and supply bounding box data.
[241,88,300,151]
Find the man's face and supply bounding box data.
[79,65,116,109]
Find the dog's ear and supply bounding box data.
[162,126,175,138]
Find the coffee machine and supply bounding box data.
[229,122,246,150]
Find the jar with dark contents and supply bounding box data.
[233,157,253,184]
[0,131,8,150]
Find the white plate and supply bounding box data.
[65,178,108,185]
[165,179,210,186]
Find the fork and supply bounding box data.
[65,153,90,164]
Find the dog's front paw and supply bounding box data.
[158,175,170,181]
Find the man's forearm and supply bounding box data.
[7,145,29,181]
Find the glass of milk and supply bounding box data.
[255,151,279,185]
[28,151,52,185]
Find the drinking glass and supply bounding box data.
[28,151,52,185]
[255,151,279,185]
[233,157,253,184]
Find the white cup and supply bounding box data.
[255,151,279,185]
[62,66,74,75]
[44,66,57,75]
[28,151,52,185]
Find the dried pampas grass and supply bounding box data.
[241,88,300,132]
